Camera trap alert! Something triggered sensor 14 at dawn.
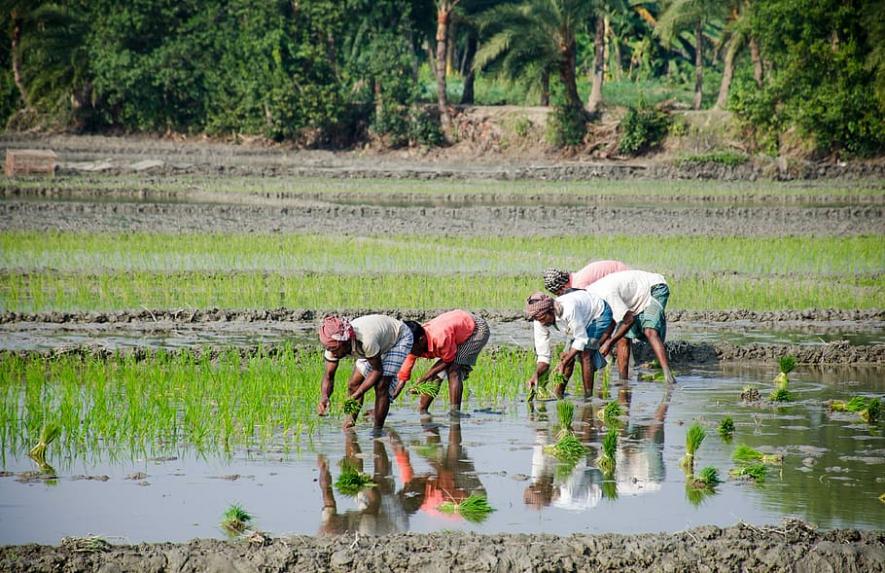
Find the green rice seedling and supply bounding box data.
[342,398,362,416]
[556,399,575,433]
[774,356,797,387]
[546,433,586,463]
[597,401,622,426]
[830,396,881,423]
[437,494,494,523]
[28,423,61,463]
[691,466,721,488]
[601,479,618,500]
[730,462,767,483]
[596,428,618,475]
[732,444,783,465]
[639,371,666,382]
[685,483,713,506]
[680,423,706,470]
[221,503,252,533]
[599,365,611,399]
[741,385,761,402]
[413,382,440,398]
[768,387,793,402]
[717,417,735,439]
[335,462,376,496]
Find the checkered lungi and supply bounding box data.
[356,328,414,399]
[452,315,490,380]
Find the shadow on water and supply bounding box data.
[0,364,882,544]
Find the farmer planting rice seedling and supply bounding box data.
[524,289,614,399]
[1,1,884,561]
[590,269,676,384]
[316,314,413,431]
[395,310,490,416]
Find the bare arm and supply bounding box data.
[419,358,452,383]
[600,311,635,356]
[317,358,339,415]
[351,355,384,400]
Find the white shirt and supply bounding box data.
[585,270,666,322]
[533,289,606,363]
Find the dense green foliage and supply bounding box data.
[618,97,670,154]
[1,0,881,155]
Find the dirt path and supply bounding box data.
[1,520,882,572]
[2,199,881,236]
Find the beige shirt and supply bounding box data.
[585,270,666,322]
[324,315,406,361]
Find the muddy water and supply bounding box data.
[0,365,881,545]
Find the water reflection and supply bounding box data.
[616,385,670,497]
[317,420,486,534]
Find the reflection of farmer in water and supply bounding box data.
[396,420,486,518]
[524,403,604,510]
[614,385,672,496]
[317,431,409,536]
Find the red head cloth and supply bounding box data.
[318,316,353,349]
[524,292,554,321]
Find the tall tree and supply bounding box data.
[656,0,727,110]
[434,0,461,137]
[714,0,749,109]
[586,0,629,113]
[475,0,591,111]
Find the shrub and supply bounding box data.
[547,104,586,148]
[677,151,749,167]
[618,98,670,155]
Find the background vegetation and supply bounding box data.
[1,0,882,156]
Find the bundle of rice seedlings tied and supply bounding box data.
[221,503,252,534]
[596,400,623,427]
[729,462,767,483]
[740,385,761,402]
[335,461,376,496]
[413,381,440,398]
[732,443,783,477]
[680,423,706,471]
[768,386,793,402]
[773,355,796,387]
[688,466,721,489]
[28,422,62,463]
[596,428,618,476]
[556,399,575,436]
[546,433,586,463]
[528,370,553,402]
[437,494,494,522]
[717,417,735,440]
[829,396,881,423]
[342,398,361,417]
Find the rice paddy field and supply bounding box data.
[0,143,883,554]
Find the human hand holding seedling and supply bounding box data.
[599,340,612,357]
[317,397,330,416]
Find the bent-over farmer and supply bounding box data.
[317,314,414,431]
[586,270,675,384]
[543,260,630,296]
[524,289,614,398]
[396,310,490,416]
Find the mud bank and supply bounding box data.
[4,132,885,181]
[2,308,881,325]
[2,200,881,236]
[4,339,883,365]
[1,521,882,573]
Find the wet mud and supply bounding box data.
[1,520,882,573]
[1,199,881,236]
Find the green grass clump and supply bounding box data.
[717,417,735,439]
[769,387,793,402]
[774,356,796,387]
[830,396,881,423]
[28,423,61,462]
[597,401,623,426]
[696,466,721,486]
[221,503,252,533]
[730,462,767,483]
[437,494,494,522]
[335,463,376,496]
[596,428,618,475]
[676,150,750,167]
[342,398,362,416]
[556,399,575,432]
[546,433,586,463]
[732,444,783,466]
[413,382,440,398]
[680,423,706,470]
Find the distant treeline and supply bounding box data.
[2,0,882,155]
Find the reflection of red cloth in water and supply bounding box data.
[393,449,413,483]
[420,475,468,520]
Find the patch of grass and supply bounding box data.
[676,151,750,167]
[732,444,783,466]
[730,462,767,483]
[546,433,586,463]
[335,462,375,496]
[680,423,706,470]
[28,423,61,462]
[717,417,735,439]
[413,382,441,398]
[342,398,361,416]
[830,396,881,423]
[221,503,252,533]
[596,428,618,476]
[769,387,793,402]
[597,401,623,426]
[437,494,494,523]
[556,399,575,433]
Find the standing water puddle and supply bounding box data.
[0,365,882,544]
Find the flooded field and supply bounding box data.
[1,362,882,545]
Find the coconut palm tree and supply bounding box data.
[714,0,749,109]
[475,0,591,111]
[656,0,728,110]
